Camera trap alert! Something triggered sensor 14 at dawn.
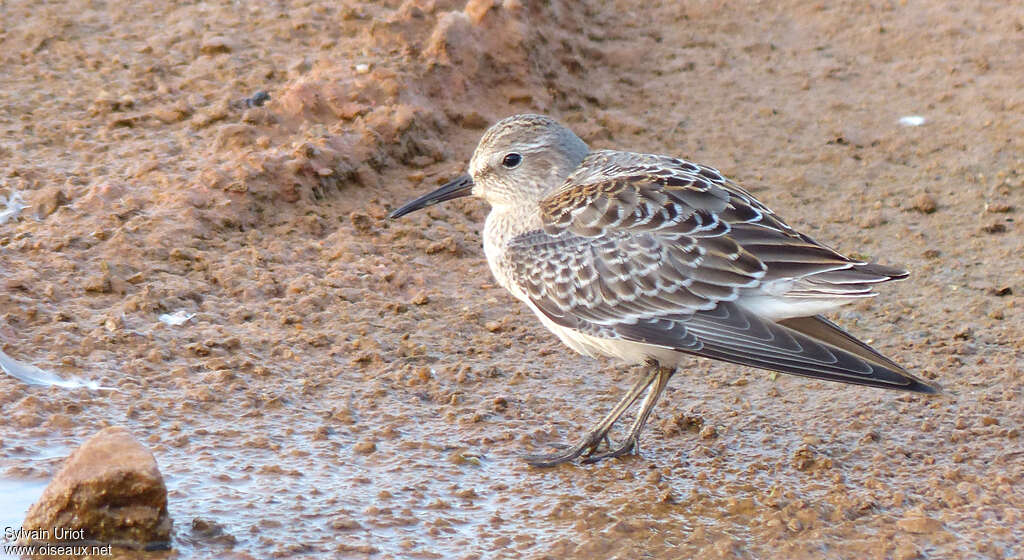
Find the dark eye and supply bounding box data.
[501,153,522,168]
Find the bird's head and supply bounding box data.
[388,114,589,219]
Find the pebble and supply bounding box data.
[909,193,937,214]
[353,441,377,454]
[200,36,234,54]
[896,514,942,533]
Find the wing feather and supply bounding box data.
[504,150,932,392]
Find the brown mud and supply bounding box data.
[1,0,1021,558]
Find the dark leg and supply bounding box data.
[523,364,660,467]
[580,366,674,464]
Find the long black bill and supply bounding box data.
[388,174,474,219]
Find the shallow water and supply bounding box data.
[0,479,49,558]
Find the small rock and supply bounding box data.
[990,286,1012,297]
[981,222,1007,234]
[857,211,885,229]
[331,517,363,531]
[859,431,880,444]
[411,292,430,305]
[150,105,189,123]
[985,202,1013,213]
[484,321,502,332]
[896,514,942,534]
[31,186,69,219]
[909,193,937,214]
[791,444,831,471]
[191,517,236,545]
[83,273,112,293]
[699,425,717,439]
[458,111,490,129]
[22,427,171,549]
[349,211,374,233]
[353,440,376,454]
[200,36,234,55]
[425,237,458,254]
[244,90,270,108]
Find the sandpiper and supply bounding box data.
[389,114,939,467]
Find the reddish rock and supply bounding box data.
[22,427,171,549]
[910,193,937,214]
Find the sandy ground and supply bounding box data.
[1,0,1021,558]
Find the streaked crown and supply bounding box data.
[468,114,590,208]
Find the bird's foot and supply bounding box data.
[580,436,639,464]
[523,431,610,468]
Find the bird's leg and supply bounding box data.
[581,366,674,464]
[523,365,660,467]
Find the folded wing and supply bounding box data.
[506,150,936,393]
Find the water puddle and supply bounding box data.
[0,478,49,559]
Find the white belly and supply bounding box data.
[523,298,686,366]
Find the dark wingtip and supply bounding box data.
[855,262,910,280]
[899,377,943,395]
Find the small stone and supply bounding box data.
[985,202,1013,213]
[83,273,112,293]
[330,517,363,531]
[411,292,430,305]
[30,186,69,219]
[200,36,234,55]
[244,91,270,108]
[699,425,717,439]
[22,427,171,548]
[349,211,373,233]
[191,517,236,545]
[458,111,490,129]
[150,106,189,123]
[857,211,885,229]
[337,542,379,554]
[896,514,942,533]
[981,222,1007,234]
[990,286,1012,297]
[909,193,937,214]
[484,321,503,332]
[353,441,376,454]
[425,237,458,254]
